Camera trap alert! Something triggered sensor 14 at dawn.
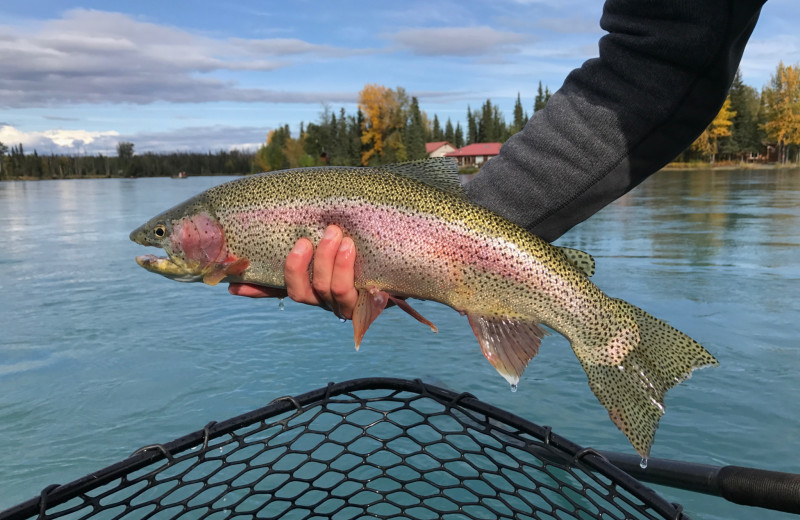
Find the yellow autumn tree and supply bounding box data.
[358,84,408,165]
[762,61,800,164]
[282,135,306,168]
[255,126,293,172]
[691,95,736,163]
[254,130,277,171]
[254,127,317,171]
[359,84,391,165]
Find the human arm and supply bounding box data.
[466,0,766,241]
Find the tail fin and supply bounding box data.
[573,299,718,458]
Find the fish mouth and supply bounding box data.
[135,254,203,283]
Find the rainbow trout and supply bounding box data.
[130,158,717,457]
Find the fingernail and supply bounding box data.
[323,226,339,240]
[339,238,353,254]
[291,240,309,255]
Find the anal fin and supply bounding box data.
[467,313,548,385]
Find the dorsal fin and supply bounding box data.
[557,246,595,277]
[376,158,466,198]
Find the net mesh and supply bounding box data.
[1,378,685,520]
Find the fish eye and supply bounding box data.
[154,225,166,238]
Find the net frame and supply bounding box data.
[1,378,686,520]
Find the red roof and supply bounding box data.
[445,142,502,157]
[425,141,452,153]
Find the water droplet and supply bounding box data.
[510,383,518,393]
[639,458,648,469]
[278,298,285,311]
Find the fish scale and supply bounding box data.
[130,157,718,457]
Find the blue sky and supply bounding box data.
[1,0,797,155]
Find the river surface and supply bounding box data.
[1,169,798,519]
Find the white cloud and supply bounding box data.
[0,9,361,107]
[386,26,529,57]
[0,124,119,152]
[46,128,120,148]
[518,42,598,61]
[0,123,266,155]
[126,125,266,153]
[231,38,366,58]
[739,34,800,88]
[535,17,603,35]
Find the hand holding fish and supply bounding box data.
[229,225,358,320]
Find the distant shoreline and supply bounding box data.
[662,162,798,170]
[1,162,797,182]
[0,173,247,182]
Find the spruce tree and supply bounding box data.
[455,123,464,148]
[467,107,477,144]
[513,92,525,133]
[405,97,427,160]
[432,115,443,141]
[728,70,764,159]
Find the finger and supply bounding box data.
[311,225,344,307]
[228,283,288,298]
[329,237,359,319]
[284,238,320,305]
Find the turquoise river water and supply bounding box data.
[1,168,798,519]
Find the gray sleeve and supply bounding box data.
[464,0,766,242]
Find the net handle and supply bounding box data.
[600,451,800,514]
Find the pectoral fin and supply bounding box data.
[203,269,228,286]
[352,288,438,350]
[202,258,250,286]
[225,258,250,278]
[467,313,549,385]
[353,288,390,350]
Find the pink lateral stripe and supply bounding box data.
[225,202,557,285]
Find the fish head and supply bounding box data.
[130,196,244,284]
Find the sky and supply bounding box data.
[0,0,797,156]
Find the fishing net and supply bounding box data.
[1,378,686,520]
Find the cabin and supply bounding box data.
[445,143,502,168]
[425,141,457,158]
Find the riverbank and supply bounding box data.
[663,161,798,170]
[0,172,247,182]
